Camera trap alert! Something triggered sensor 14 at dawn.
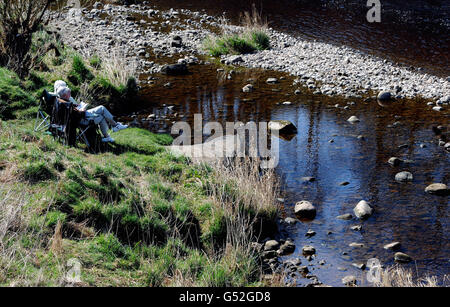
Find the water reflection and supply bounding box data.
[123,62,449,286]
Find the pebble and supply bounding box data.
[302,245,316,255]
[384,242,401,250]
[336,213,353,220]
[347,116,360,123]
[394,252,412,263]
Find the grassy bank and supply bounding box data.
[0,27,280,286]
[0,120,279,286]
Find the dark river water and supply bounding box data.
[118,1,450,286]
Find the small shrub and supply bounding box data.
[205,35,256,57]
[89,55,102,69]
[20,161,55,183]
[68,55,94,85]
[0,68,36,120]
[45,211,66,228]
[250,31,270,50]
[89,233,126,262]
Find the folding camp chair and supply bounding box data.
[34,90,56,132]
[49,97,76,146]
[76,115,102,152]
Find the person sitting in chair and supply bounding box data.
[55,83,128,143]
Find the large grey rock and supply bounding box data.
[384,242,401,250]
[395,171,413,183]
[278,241,296,255]
[264,240,280,251]
[302,245,316,255]
[353,200,373,219]
[378,91,392,101]
[347,116,360,123]
[425,183,449,195]
[268,120,298,135]
[394,252,412,263]
[388,157,402,166]
[294,201,316,219]
[161,63,188,75]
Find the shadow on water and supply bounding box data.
[119,60,449,286]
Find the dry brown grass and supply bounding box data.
[375,265,447,287]
[99,52,137,88]
[240,4,269,32]
[208,158,279,219]
[50,220,63,255]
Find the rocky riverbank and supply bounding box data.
[50,2,450,105]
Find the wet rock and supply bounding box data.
[266,78,278,84]
[284,217,297,225]
[295,89,301,95]
[377,91,392,101]
[349,242,364,248]
[264,240,280,251]
[388,157,402,166]
[394,252,412,263]
[301,177,316,182]
[226,55,243,65]
[336,213,353,220]
[284,258,302,267]
[298,266,309,274]
[352,263,366,270]
[305,229,316,237]
[353,200,373,219]
[395,171,413,183]
[278,241,296,255]
[347,116,360,123]
[294,201,316,219]
[425,183,449,196]
[384,242,401,250]
[351,225,362,231]
[262,250,278,260]
[242,84,254,93]
[445,143,450,151]
[342,275,357,286]
[340,181,350,186]
[302,245,316,255]
[268,120,298,134]
[161,63,189,75]
[319,260,326,265]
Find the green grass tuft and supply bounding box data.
[204,30,270,57]
[0,67,36,120]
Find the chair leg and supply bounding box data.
[34,112,50,132]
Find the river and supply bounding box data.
[117,0,450,286]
